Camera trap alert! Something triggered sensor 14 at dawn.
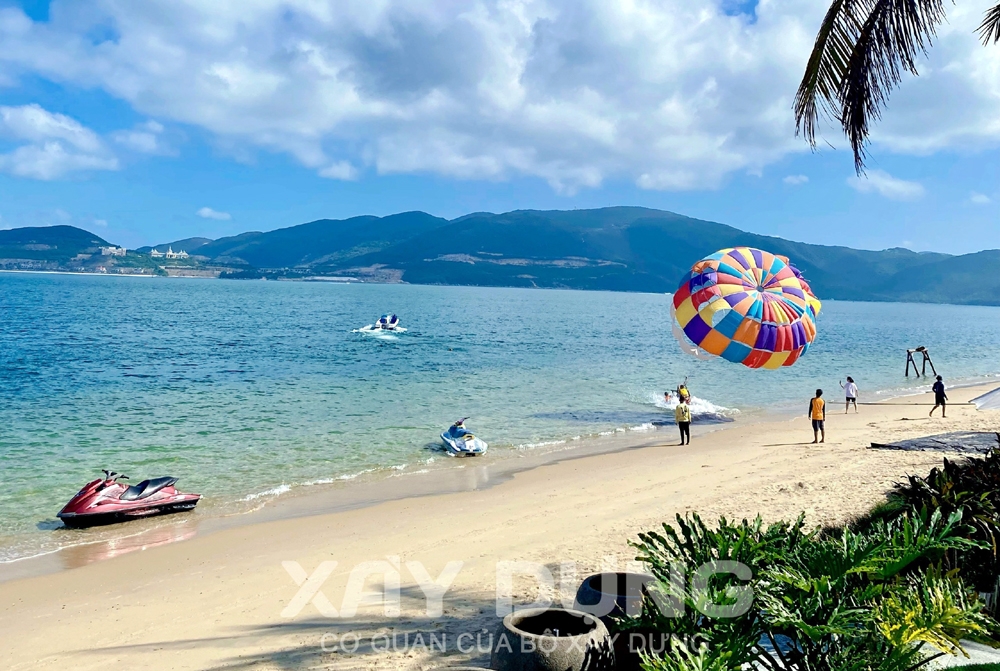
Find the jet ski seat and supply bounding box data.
[121,476,178,501]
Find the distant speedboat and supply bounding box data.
[355,314,406,334]
[441,418,488,457]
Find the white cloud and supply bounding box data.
[112,120,174,155]
[970,192,991,205]
[0,103,100,151]
[0,104,118,179]
[847,170,924,201]
[0,142,118,179]
[318,160,358,180]
[0,1,824,190]
[93,218,108,227]
[0,2,995,191]
[197,206,231,220]
[783,174,809,185]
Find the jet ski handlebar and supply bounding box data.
[101,470,129,482]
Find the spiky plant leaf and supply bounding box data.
[876,570,994,655]
[795,0,949,173]
[640,640,745,671]
[978,3,1000,44]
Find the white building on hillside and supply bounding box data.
[150,249,164,258]
[165,247,189,259]
[100,246,126,257]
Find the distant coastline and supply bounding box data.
[7,267,1000,309]
[0,269,156,278]
[4,207,1000,305]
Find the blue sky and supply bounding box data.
[0,0,997,254]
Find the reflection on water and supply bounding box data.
[58,520,199,570]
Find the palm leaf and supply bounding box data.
[795,0,948,173]
[979,3,1000,44]
[794,0,854,145]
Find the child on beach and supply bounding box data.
[675,396,692,445]
[840,377,859,413]
[809,389,826,443]
[930,375,948,418]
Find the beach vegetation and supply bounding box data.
[623,468,1000,670]
[885,447,1000,593]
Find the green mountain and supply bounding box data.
[0,225,110,267]
[194,212,447,268]
[186,206,985,304]
[6,209,998,305]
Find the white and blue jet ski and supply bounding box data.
[441,418,488,456]
[355,314,406,334]
[377,314,401,330]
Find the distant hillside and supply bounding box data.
[195,212,447,268]
[329,208,954,297]
[136,237,213,254]
[0,225,110,268]
[7,210,999,306]
[161,206,990,305]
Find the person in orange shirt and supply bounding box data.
[809,389,826,444]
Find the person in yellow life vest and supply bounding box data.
[675,396,692,445]
[677,383,690,402]
[809,388,826,444]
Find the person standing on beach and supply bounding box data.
[809,389,826,443]
[841,377,859,413]
[930,375,948,418]
[675,396,692,445]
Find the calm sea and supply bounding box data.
[2,272,999,563]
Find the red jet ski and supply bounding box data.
[57,470,201,528]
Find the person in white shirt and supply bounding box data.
[840,376,859,413]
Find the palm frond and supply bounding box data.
[978,3,1000,44]
[795,0,948,174]
[794,0,854,148]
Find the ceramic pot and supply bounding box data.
[574,573,661,671]
[490,607,615,671]
[574,572,654,623]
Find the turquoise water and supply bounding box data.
[2,272,1000,562]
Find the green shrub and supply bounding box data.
[888,446,1000,591]
[625,510,995,671]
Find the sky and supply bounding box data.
[0,0,998,253]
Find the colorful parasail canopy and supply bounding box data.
[671,247,822,369]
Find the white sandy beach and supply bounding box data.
[2,383,998,671]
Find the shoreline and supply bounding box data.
[6,269,1000,308]
[0,268,157,278]
[0,414,737,583]
[1,384,998,670]
[2,378,996,584]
